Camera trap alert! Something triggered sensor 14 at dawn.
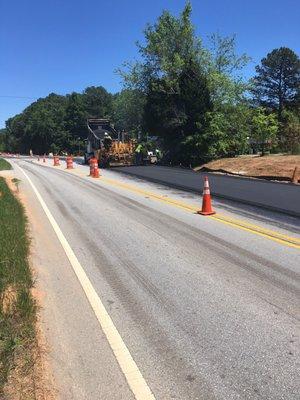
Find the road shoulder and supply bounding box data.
[0,170,56,399]
[13,162,135,399]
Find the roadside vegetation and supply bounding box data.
[0,158,12,171]
[0,175,36,395]
[1,1,299,166]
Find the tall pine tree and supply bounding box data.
[252,47,300,119]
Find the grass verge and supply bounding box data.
[0,177,36,395]
[0,159,12,171]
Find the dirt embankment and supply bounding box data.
[197,155,300,182]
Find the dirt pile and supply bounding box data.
[197,155,300,182]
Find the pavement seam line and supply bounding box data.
[100,177,300,249]
[210,216,300,249]
[17,164,156,400]
[30,160,300,249]
[211,215,300,245]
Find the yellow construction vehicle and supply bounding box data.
[85,118,136,167]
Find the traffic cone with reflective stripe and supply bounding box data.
[66,156,73,169]
[197,176,215,215]
[93,162,100,178]
[89,157,97,176]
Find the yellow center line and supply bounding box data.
[99,177,300,250]
[102,177,198,212]
[211,214,300,244]
[31,160,300,250]
[210,216,300,249]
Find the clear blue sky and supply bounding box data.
[1,0,299,128]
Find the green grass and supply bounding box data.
[0,177,36,392]
[0,158,12,171]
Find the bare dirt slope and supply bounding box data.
[198,155,300,181]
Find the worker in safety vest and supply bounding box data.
[155,148,162,160]
[135,143,143,165]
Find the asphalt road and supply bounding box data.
[114,165,300,217]
[8,158,300,399]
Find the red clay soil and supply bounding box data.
[197,155,300,182]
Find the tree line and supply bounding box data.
[1,2,299,165]
[1,87,113,155]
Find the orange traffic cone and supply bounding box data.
[89,157,97,176]
[197,176,215,216]
[93,161,100,178]
[66,156,73,169]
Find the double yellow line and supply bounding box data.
[100,177,300,250]
[33,160,300,250]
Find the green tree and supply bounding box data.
[201,34,251,161]
[5,114,25,152]
[252,47,300,119]
[208,33,250,75]
[143,55,212,164]
[207,33,250,108]
[203,104,252,159]
[118,3,252,164]
[64,93,87,140]
[251,108,278,155]
[280,110,300,153]
[83,86,113,118]
[113,89,145,136]
[0,129,6,151]
[119,2,214,164]
[5,93,68,154]
[119,2,205,92]
[4,87,116,154]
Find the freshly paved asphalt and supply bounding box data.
[114,165,300,217]
[9,158,300,399]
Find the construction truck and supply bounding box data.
[85,118,136,167]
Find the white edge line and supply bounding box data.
[17,164,156,400]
